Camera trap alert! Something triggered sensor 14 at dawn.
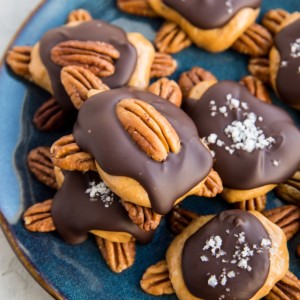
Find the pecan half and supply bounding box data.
[6,45,32,80]
[95,236,135,273]
[263,205,300,241]
[248,57,271,84]
[117,0,158,17]
[121,200,162,231]
[51,40,120,77]
[50,134,96,171]
[267,271,300,300]
[67,9,93,23]
[168,206,198,235]
[178,66,217,98]
[262,9,290,35]
[23,199,56,232]
[27,146,58,189]
[235,195,267,212]
[275,169,300,206]
[196,169,223,198]
[150,53,177,79]
[33,97,65,131]
[232,23,273,57]
[140,260,174,296]
[116,98,181,162]
[240,76,272,103]
[148,78,182,107]
[155,21,192,54]
[61,65,108,109]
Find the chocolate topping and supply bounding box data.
[275,18,300,106]
[182,210,271,300]
[73,87,212,215]
[188,81,300,189]
[51,171,153,245]
[162,0,261,30]
[39,20,137,110]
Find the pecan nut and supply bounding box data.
[121,200,162,231]
[51,40,120,77]
[168,206,198,235]
[150,52,177,79]
[27,146,58,189]
[235,195,267,212]
[67,9,93,23]
[50,134,96,171]
[196,169,223,198]
[155,21,192,54]
[248,57,271,84]
[140,260,174,295]
[116,98,181,162]
[267,271,300,300]
[148,78,182,107]
[23,199,56,232]
[117,0,158,17]
[33,97,65,131]
[262,9,290,35]
[240,76,272,104]
[232,23,273,57]
[263,205,300,241]
[178,66,217,98]
[61,65,109,109]
[95,236,136,273]
[6,45,32,80]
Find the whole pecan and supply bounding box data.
[27,146,58,189]
[155,21,192,54]
[67,9,93,23]
[263,205,300,241]
[61,65,108,109]
[51,40,120,77]
[23,199,56,232]
[95,236,136,273]
[232,23,273,57]
[235,195,267,212]
[178,66,217,98]
[6,45,32,80]
[33,97,65,131]
[267,271,300,300]
[121,200,162,231]
[148,78,182,107]
[262,9,290,35]
[248,57,271,84]
[150,53,177,79]
[140,260,174,295]
[50,134,96,172]
[116,98,181,162]
[196,169,223,198]
[240,76,272,104]
[117,0,158,17]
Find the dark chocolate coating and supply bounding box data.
[162,0,261,29]
[51,171,154,245]
[73,87,213,215]
[182,210,270,299]
[39,20,137,110]
[188,81,300,189]
[275,18,300,106]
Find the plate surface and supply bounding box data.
[0,1,300,299]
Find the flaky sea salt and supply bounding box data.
[208,275,218,287]
[85,181,114,207]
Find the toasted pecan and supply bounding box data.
[248,57,271,84]
[196,169,223,198]
[150,52,177,79]
[235,195,267,212]
[67,9,93,23]
[117,0,158,17]
[262,9,290,35]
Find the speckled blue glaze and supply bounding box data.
[0,1,300,299]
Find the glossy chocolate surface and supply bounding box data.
[275,18,300,106]
[182,210,270,299]
[73,87,213,214]
[188,81,300,189]
[162,0,261,29]
[51,171,153,245]
[40,20,137,110]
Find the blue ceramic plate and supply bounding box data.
[0,1,300,299]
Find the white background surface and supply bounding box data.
[0,0,52,299]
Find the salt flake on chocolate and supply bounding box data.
[85,181,114,207]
